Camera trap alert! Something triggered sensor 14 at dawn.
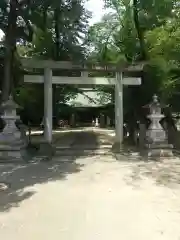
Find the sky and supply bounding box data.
[85,0,106,25]
[0,0,105,40]
[0,29,3,40]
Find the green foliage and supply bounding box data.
[86,0,180,117]
[0,0,90,123]
[1,0,180,124]
[14,85,44,124]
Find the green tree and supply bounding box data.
[0,0,39,101]
[85,0,180,138]
[0,0,91,123]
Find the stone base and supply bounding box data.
[112,142,122,153]
[0,143,27,151]
[0,130,29,162]
[145,142,174,157]
[38,142,55,161]
[146,142,173,149]
[0,148,29,162]
[146,148,173,157]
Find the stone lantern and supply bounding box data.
[0,95,27,161]
[144,95,173,157]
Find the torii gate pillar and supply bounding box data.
[42,70,124,145]
[44,68,53,143]
[115,72,123,146]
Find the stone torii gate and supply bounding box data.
[21,58,143,147]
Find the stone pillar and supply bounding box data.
[95,118,99,127]
[70,113,76,127]
[44,68,53,143]
[106,116,111,127]
[100,113,105,128]
[115,72,123,145]
[139,123,146,149]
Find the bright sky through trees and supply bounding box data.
[0,29,3,40]
[85,0,106,25]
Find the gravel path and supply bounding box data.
[0,129,180,239]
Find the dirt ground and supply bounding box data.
[0,129,180,239]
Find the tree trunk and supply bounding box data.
[133,0,147,60]
[2,0,17,102]
[53,6,62,122]
[54,8,60,60]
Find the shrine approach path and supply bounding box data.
[0,128,180,239]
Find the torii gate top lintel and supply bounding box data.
[21,58,145,73]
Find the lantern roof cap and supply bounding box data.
[1,95,21,110]
[143,94,167,109]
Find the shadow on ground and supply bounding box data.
[0,129,114,213]
[113,142,180,188]
[121,157,180,188]
[0,157,84,212]
[54,129,114,158]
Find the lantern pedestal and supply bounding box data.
[144,95,173,158]
[0,96,28,162]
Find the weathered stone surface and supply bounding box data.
[139,123,146,149]
[144,95,173,157]
[0,96,28,162]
